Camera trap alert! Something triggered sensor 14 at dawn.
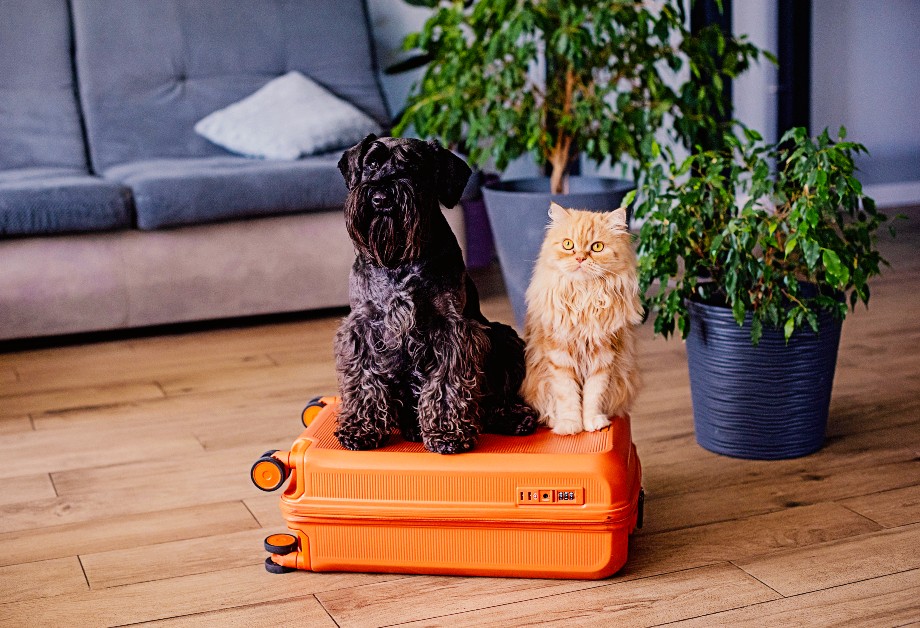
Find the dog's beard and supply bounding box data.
[345,180,427,268]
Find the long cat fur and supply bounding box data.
[521,202,643,434]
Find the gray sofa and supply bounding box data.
[0,0,463,340]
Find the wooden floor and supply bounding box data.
[1,212,919,627]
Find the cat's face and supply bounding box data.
[543,203,632,280]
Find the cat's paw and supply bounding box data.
[583,414,611,432]
[549,416,583,435]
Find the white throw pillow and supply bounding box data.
[194,71,382,160]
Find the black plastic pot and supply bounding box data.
[481,176,633,327]
[685,299,842,460]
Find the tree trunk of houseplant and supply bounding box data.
[481,176,633,328]
[685,298,842,459]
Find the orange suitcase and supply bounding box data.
[251,397,643,580]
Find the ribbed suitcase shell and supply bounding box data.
[272,399,642,579]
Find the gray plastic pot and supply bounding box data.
[481,176,633,327]
[686,299,842,459]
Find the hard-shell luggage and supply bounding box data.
[251,397,643,579]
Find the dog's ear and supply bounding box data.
[428,140,472,208]
[338,133,378,190]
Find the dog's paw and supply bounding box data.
[583,414,611,432]
[549,416,583,436]
[335,429,388,451]
[484,402,539,436]
[424,433,476,455]
[400,424,424,443]
[510,405,539,436]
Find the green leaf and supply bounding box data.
[732,297,746,326]
[784,316,795,341]
[822,249,850,285]
[751,317,763,345]
[802,239,821,268]
[622,189,637,208]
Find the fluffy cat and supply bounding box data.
[521,202,643,435]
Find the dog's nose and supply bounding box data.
[371,191,388,209]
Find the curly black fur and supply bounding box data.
[334,135,538,454]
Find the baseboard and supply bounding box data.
[864,180,920,209]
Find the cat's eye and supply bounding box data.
[591,242,605,252]
[562,239,574,250]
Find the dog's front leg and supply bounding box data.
[415,314,489,454]
[333,307,400,450]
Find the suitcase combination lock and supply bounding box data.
[516,487,584,505]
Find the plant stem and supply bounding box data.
[548,68,575,194]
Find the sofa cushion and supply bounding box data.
[194,71,382,160]
[72,0,389,172]
[0,168,132,236]
[0,0,89,171]
[104,154,347,230]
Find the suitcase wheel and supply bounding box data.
[264,555,296,574]
[264,533,298,555]
[250,455,289,492]
[301,397,328,427]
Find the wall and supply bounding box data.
[733,0,779,145]
[812,0,920,204]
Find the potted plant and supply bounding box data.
[635,126,893,459]
[394,0,763,325]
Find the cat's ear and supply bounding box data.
[608,207,628,230]
[548,202,570,223]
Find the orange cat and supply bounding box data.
[522,202,643,435]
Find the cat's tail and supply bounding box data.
[482,321,538,436]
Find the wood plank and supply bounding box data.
[641,421,920,504]
[126,316,341,359]
[80,527,270,589]
[5,353,275,397]
[642,458,920,534]
[0,448,283,535]
[0,473,55,507]
[0,416,31,435]
[0,501,257,567]
[0,340,132,369]
[642,414,920,472]
[841,485,920,528]
[667,569,920,628]
[317,574,619,628]
[320,563,778,628]
[826,391,920,438]
[140,596,337,627]
[0,420,202,479]
[623,503,881,580]
[243,495,287,529]
[51,445,277,497]
[0,382,165,419]
[735,523,920,596]
[193,403,315,451]
[0,557,87,604]
[157,361,331,399]
[31,380,305,434]
[0,564,402,627]
[0,366,16,383]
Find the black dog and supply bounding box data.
[334,135,537,454]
